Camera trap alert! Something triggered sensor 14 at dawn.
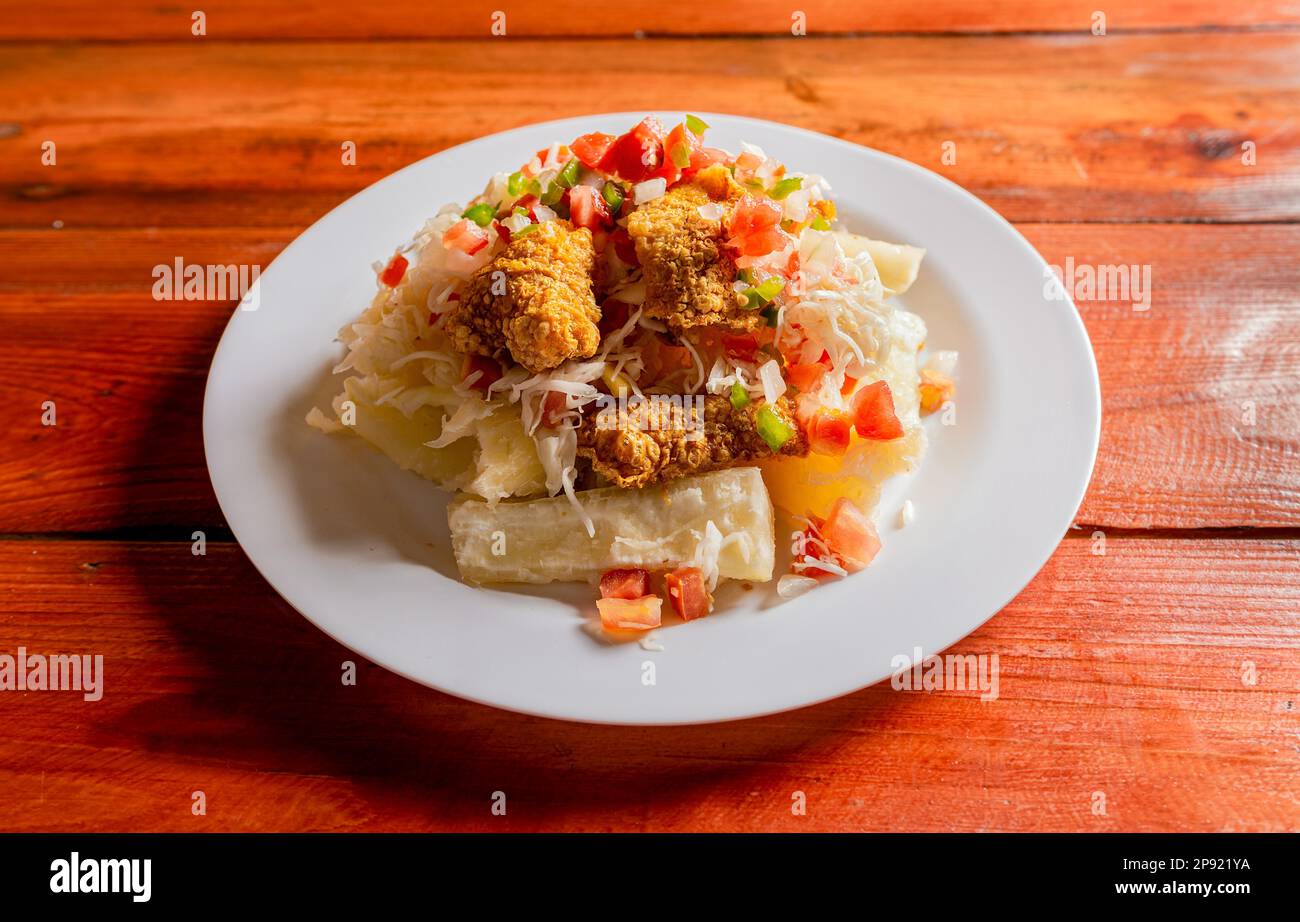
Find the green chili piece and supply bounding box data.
[755,405,793,451]
[462,203,496,227]
[769,177,803,200]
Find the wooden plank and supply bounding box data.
[2,223,1296,533]
[3,1,1297,41]
[2,34,1297,227]
[1019,224,1300,529]
[0,535,1295,832]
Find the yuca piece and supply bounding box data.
[835,232,925,295]
[448,467,774,584]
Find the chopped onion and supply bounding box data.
[532,203,557,224]
[502,213,532,234]
[781,188,811,223]
[697,202,727,221]
[633,177,667,205]
[777,574,820,599]
[897,499,915,528]
[758,359,787,405]
[924,350,959,378]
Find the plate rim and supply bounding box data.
[203,111,1102,725]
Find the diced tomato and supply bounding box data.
[726,196,789,258]
[596,595,662,632]
[461,354,501,392]
[664,123,699,168]
[572,132,616,169]
[722,332,760,363]
[820,497,882,573]
[735,226,789,258]
[785,362,825,393]
[841,374,857,397]
[532,144,571,169]
[664,566,713,621]
[599,567,651,600]
[610,227,639,266]
[540,390,569,428]
[379,253,408,287]
[728,196,782,239]
[568,184,611,231]
[442,218,489,256]
[688,146,730,172]
[598,117,665,183]
[808,409,852,456]
[598,298,632,336]
[850,380,904,440]
[792,525,839,579]
[651,122,702,186]
[733,149,765,181]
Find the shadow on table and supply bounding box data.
[107,306,900,830]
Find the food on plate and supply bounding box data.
[447,467,774,584]
[308,115,957,631]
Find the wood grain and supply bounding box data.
[2,33,1297,228]
[2,5,1297,837]
[3,1,1297,41]
[2,224,1296,533]
[0,535,1295,832]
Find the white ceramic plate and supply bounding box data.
[203,113,1100,725]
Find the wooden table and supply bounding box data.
[1,1,1297,832]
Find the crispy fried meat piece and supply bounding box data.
[626,165,762,335]
[576,393,806,489]
[446,222,601,373]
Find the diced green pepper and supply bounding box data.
[754,276,785,300]
[685,114,709,136]
[540,181,565,206]
[507,171,527,197]
[462,203,496,227]
[670,141,691,169]
[601,181,625,212]
[763,305,779,328]
[755,405,793,451]
[769,176,803,200]
[740,276,786,308]
[810,216,832,231]
[556,159,581,189]
[512,223,539,237]
[729,381,750,410]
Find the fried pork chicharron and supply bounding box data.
[576,393,807,489]
[446,221,601,373]
[627,164,762,335]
